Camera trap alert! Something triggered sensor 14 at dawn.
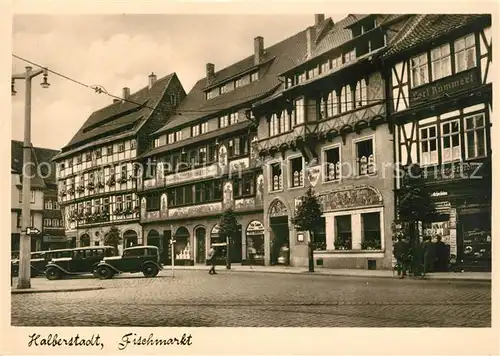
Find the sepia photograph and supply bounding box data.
[7,9,493,334]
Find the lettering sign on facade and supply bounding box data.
[409,68,480,106]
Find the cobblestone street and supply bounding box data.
[11,270,491,327]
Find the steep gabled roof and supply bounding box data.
[153,25,315,135]
[382,14,489,59]
[60,73,177,152]
[11,140,60,189]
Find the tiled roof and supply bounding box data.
[382,14,489,58]
[153,26,312,135]
[61,73,176,150]
[11,140,60,188]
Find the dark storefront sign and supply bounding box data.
[422,160,488,183]
[409,68,480,106]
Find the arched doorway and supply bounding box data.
[195,227,206,264]
[80,234,90,247]
[123,230,138,248]
[147,229,161,249]
[268,199,290,265]
[246,220,265,265]
[174,226,191,261]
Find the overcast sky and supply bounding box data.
[11,14,346,150]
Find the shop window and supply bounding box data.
[431,44,451,80]
[464,113,486,159]
[324,146,341,181]
[334,215,352,250]
[355,79,368,107]
[294,98,305,125]
[441,120,461,162]
[361,212,381,250]
[420,125,438,165]
[270,163,283,191]
[146,192,159,211]
[315,217,327,251]
[289,157,304,188]
[411,53,429,87]
[355,138,375,175]
[454,33,476,73]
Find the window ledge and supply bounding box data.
[288,185,305,191]
[314,249,384,255]
[269,188,284,194]
[322,178,342,185]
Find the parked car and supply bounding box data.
[11,251,57,278]
[95,246,162,279]
[44,246,117,280]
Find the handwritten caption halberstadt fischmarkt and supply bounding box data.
[118,332,193,350]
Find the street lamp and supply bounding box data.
[12,66,50,289]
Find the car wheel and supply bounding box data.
[45,267,61,280]
[142,264,159,278]
[96,266,114,280]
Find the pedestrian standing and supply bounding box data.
[207,246,217,275]
[393,236,409,278]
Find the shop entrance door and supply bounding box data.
[270,216,290,265]
[195,228,206,264]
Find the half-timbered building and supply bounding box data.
[252,14,411,269]
[384,14,492,271]
[53,73,185,251]
[137,17,328,266]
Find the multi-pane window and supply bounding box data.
[335,215,352,250]
[411,53,429,87]
[125,194,133,211]
[77,155,82,164]
[117,143,125,153]
[441,120,461,162]
[270,163,283,191]
[296,72,307,84]
[235,78,243,88]
[153,138,160,148]
[308,66,319,79]
[201,122,208,134]
[107,145,113,155]
[290,157,304,188]
[464,113,486,159]
[326,90,338,118]
[54,202,59,210]
[199,147,207,164]
[420,125,438,165]
[325,146,341,181]
[208,143,217,162]
[340,85,353,112]
[344,50,355,63]
[229,112,238,125]
[431,44,451,80]
[355,138,375,175]
[85,152,92,162]
[331,56,342,69]
[270,111,290,136]
[44,218,51,227]
[320,61,330,74]
[250,72,259,82]
[355,79,368,107]
[146,192,159,211]
[361,212,381,249]
[45,200,53,210]
[168,133,175,144]
[294,98,305,125]
[191,125,200,137]
[175,131,182,142]
[219,115,229,128]
[454,34,476,73]
[220,85,226,95]
[52,219,59,227]
[169,180,221,207]
[234,174,254,198]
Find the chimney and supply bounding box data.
[306,26,317,58]
[206,63,215,83]
[148,72,157,89]
[254,36,264,65]
[122,87,130,101]
[315,14,325,26]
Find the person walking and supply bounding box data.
[207,246,217,275]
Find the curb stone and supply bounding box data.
[11,287,104,295]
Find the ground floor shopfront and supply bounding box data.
[11,233,41,255]
[142,211,264,266]
[73,222,143,254]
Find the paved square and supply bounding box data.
[11,270,491,327]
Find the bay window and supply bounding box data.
[441,120,461,162]
[454,34,476,73]
[464,113,486,159]
[420,125,438,165]
[411,53,429,87]
[431,44,451,80]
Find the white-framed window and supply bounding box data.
[229,112,238,125]
[296,72,307,84]
[324,145,341,182]
[220,85,226,95]
[411,53,429,87]
[431,44,451,80]
[361,212,382,249]
[52,219,59,227]
[117,143,125,153]
[289,156,304,188]
[308,66,319,79]
[235,78,243,88]
[191,125,200,137]
[340,85,352,112]
[168,132,175,144]
[464,113,486,159]
[344,49,355,63]
[44,218,51,227]
[270,113,279,137]
[420,125,438,165]
[219,115,229,128]
[250,72,259,82]
[441,119,461,162]
[331,56,342,69]
[294,98,305,125]
[355,137,375,175]
[320,61,330,74]
[201,122,208,134]
[270,162,283,192]
[454,33,476,73]
[175,131,182,141]
[335,215,352,250]
[326,90,338,118]
[355,79,368,107]
[153,138,160,148]
[45,200,53,210]
[280,110,290,133]
[131,139,137,150]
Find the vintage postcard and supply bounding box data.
[1,0,498,355]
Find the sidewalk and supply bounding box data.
[168,264,492,282]
[11,278,104,294]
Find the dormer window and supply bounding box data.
[250,72,259,82]
[235,78,243,88]
[344,50,355,64]
[191,125,200,137]
[153,138,160,148]
[175,131,182,142]
[168,132,175,144]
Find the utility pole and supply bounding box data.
[170,225,175,278]
[12,66,50,289]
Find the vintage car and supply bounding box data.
[44,246,117,280]
[95,245,162,279]
[11,251,49,278]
